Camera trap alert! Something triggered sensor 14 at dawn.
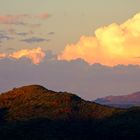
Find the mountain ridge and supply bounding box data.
[0,85,120,121]
[95,91,140,108]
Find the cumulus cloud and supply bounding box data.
[0,47,45,64]
[9,47,46,64]
[21,37,49,44]
[58,13,140,66]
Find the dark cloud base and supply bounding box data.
[21,37,50,44]
[0,54,140,100]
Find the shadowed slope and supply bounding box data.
[0,85,140,139]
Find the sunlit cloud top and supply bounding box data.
[58,13,140,66]
[0,47,45,65]
[0,53,7,59]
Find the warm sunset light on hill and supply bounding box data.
[1,0,140,139]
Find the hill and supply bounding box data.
[0,85,140,140]
[95,92,140,108]
[0,85,119,121]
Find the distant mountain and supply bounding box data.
[0,85,140,140]
[95,92,140,108]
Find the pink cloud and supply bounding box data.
[38,13,50,20]
[0,13,50,26]
[0,14,30,25]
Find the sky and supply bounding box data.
[0,0,140,99]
